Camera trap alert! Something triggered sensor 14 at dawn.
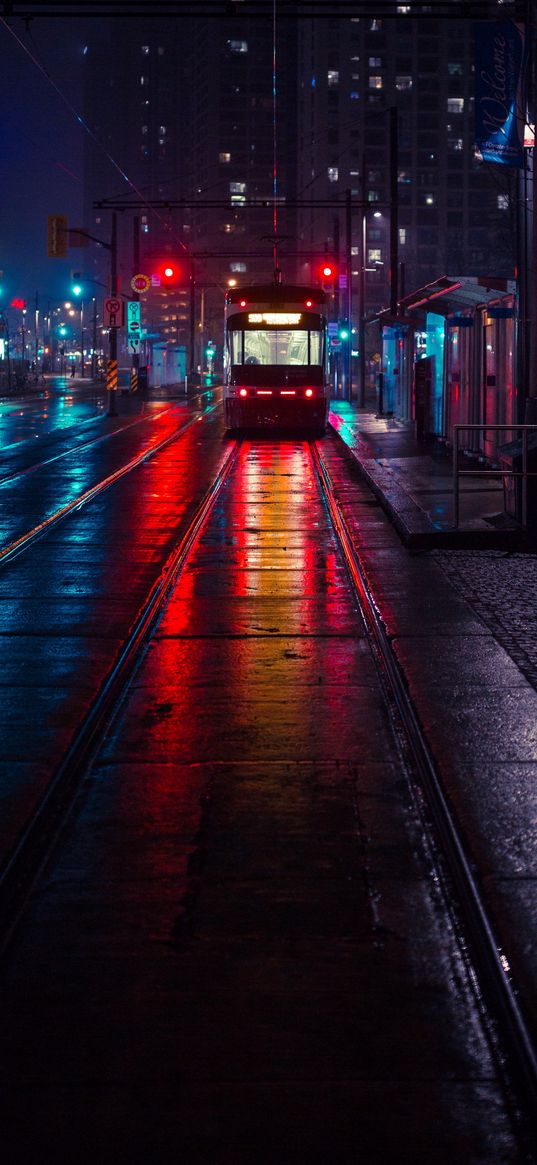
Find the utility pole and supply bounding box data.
[389,106,399,318]
[345,189,353,403]
[189,258,196,384]
[108,211,118,416]
[131,215,140,394]
[91,298,97,379]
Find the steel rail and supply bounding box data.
[311,439,537,1150]
[0,402,219,567]
[0,437,241,952]
[0,376,221,482]
[0,404,175,486]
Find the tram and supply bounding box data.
[223,282,330,434]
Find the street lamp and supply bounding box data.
[72,283,85,377]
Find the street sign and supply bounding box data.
[47,215,68,258]
[127,300,141,336]
[130,273,151,294]
[103,296,125,328]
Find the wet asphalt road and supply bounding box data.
[0,386,534,1163]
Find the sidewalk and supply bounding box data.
[329,398,530,549]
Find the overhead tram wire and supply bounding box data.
[0,3,516,19]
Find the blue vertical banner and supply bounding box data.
[474,22,527,168]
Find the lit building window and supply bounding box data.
[229,40,248,53]
[231,195,246,204]
[447,97,465,113]
[369,57,382,67]
[368,248,382,263]
[399,228,407,245]
[328,167,339,182]
[327,70,339,86]
[140,76,148,86]
[448,137,464,151]
[230,182,247,193]
[370,19,382,30]
[369,75,383,90]
[141,125,148,135]
[219,152,231,163]
[396,75,412,91]
[398,171,412,184]
[368,189,380,202]
[350,92,360,100]
[448,62,463,75]
[425,194,435,205]
[497,194,509,209]
[351,246,359,255]
[142,45,149,55]
[230,262,247,272]
[159,125,167,135]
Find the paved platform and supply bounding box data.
[329,399,531,549]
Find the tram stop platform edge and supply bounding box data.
[328,399,535,551]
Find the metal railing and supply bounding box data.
[453,423,537,529]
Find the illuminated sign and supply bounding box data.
[248,312,302,325]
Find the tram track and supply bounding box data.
[0,430,534,1158]
[0,404,175,486]
[311,439,537,1151]
[0,402,219,568]
[0,384,222,484]
[0,437,242,951]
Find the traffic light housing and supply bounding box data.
[70,271,84,297]
[157,260,185,288]
[317,259,337,288]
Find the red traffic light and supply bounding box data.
[317,260,337,286]
[158,260,184,287]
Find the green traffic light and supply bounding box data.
[72,284,83,297]
[339,327,349,340]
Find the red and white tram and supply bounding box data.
[223,282,329,434]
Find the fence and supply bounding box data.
[452,423,537,528]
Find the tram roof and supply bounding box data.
[226,284,327,306]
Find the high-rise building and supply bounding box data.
[82,19,190,352]
[81,10,517,375]
[296,12,516,322]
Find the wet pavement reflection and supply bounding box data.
[0,434,523,1162]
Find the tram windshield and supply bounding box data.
[230,329,323,366]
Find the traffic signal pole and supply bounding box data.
[131,216,140,394]
[189,259,196,385]
[107,212,118,416]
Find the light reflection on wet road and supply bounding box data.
[0,429,524,1162]
[0,376,108,447]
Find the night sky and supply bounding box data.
[0,16,86,305]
